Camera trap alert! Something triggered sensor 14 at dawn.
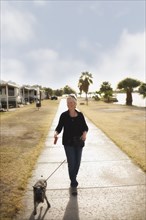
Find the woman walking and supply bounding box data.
[54,94,88,195]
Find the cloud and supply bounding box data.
[78,38,102,55]
[1,45,87,89]
[33,0,47,6]
[115,8,129,18]
[77,1,103,16]
[1,3,36,44]
[1,1,145,95]
[26,48,87,89]
[1,58,26,85]
[1,30,145,92]
[90,30,145,90]
[28,49,58,61]
[89,2,103,16]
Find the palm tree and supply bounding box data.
[78,72,93,103]
[117,78,141,105]
[138,83,146,98]
[99,81,113,102]
[78,78,84,97]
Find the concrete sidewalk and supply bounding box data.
[17,99,146,220]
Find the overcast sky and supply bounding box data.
[1,0,145,92]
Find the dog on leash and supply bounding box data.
[33,179,51,215]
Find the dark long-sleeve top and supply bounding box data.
[55,109,88,146]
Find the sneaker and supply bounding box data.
[71,187,77,196]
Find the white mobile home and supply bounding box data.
[0,81,22,110]
[20,86,40,103]
[0,81,46,110]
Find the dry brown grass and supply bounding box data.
[0,100,59,220]
[78,99,146,172]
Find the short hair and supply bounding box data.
[68,94,77,101]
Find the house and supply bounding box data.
[0,80,46,110]
[0,81,22,110]
[20,86,47,102]
[20,86,40,103]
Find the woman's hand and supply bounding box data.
[54,131,58,138]
[81,131,87,141]
[54,131,58,144]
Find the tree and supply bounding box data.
[78,78,84,97]
[99,81,113,102]
[63,85,76,95]
[54,89,63,96]
[78,72,93,103]
[117,78,141,106]
[43,87,53,99]
[138,83,146,98]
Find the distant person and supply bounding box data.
[54,94,88,195]
[36,99,41,110]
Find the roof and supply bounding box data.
[0,80,20,88]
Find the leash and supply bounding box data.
[45,159,66,182]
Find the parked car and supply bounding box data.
[51,96,58,100]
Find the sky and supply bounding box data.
[1,0,145,92]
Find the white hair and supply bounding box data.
[67,94,77,103]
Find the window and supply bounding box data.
[8,87,15,96]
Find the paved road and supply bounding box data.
[17,99,146,220]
